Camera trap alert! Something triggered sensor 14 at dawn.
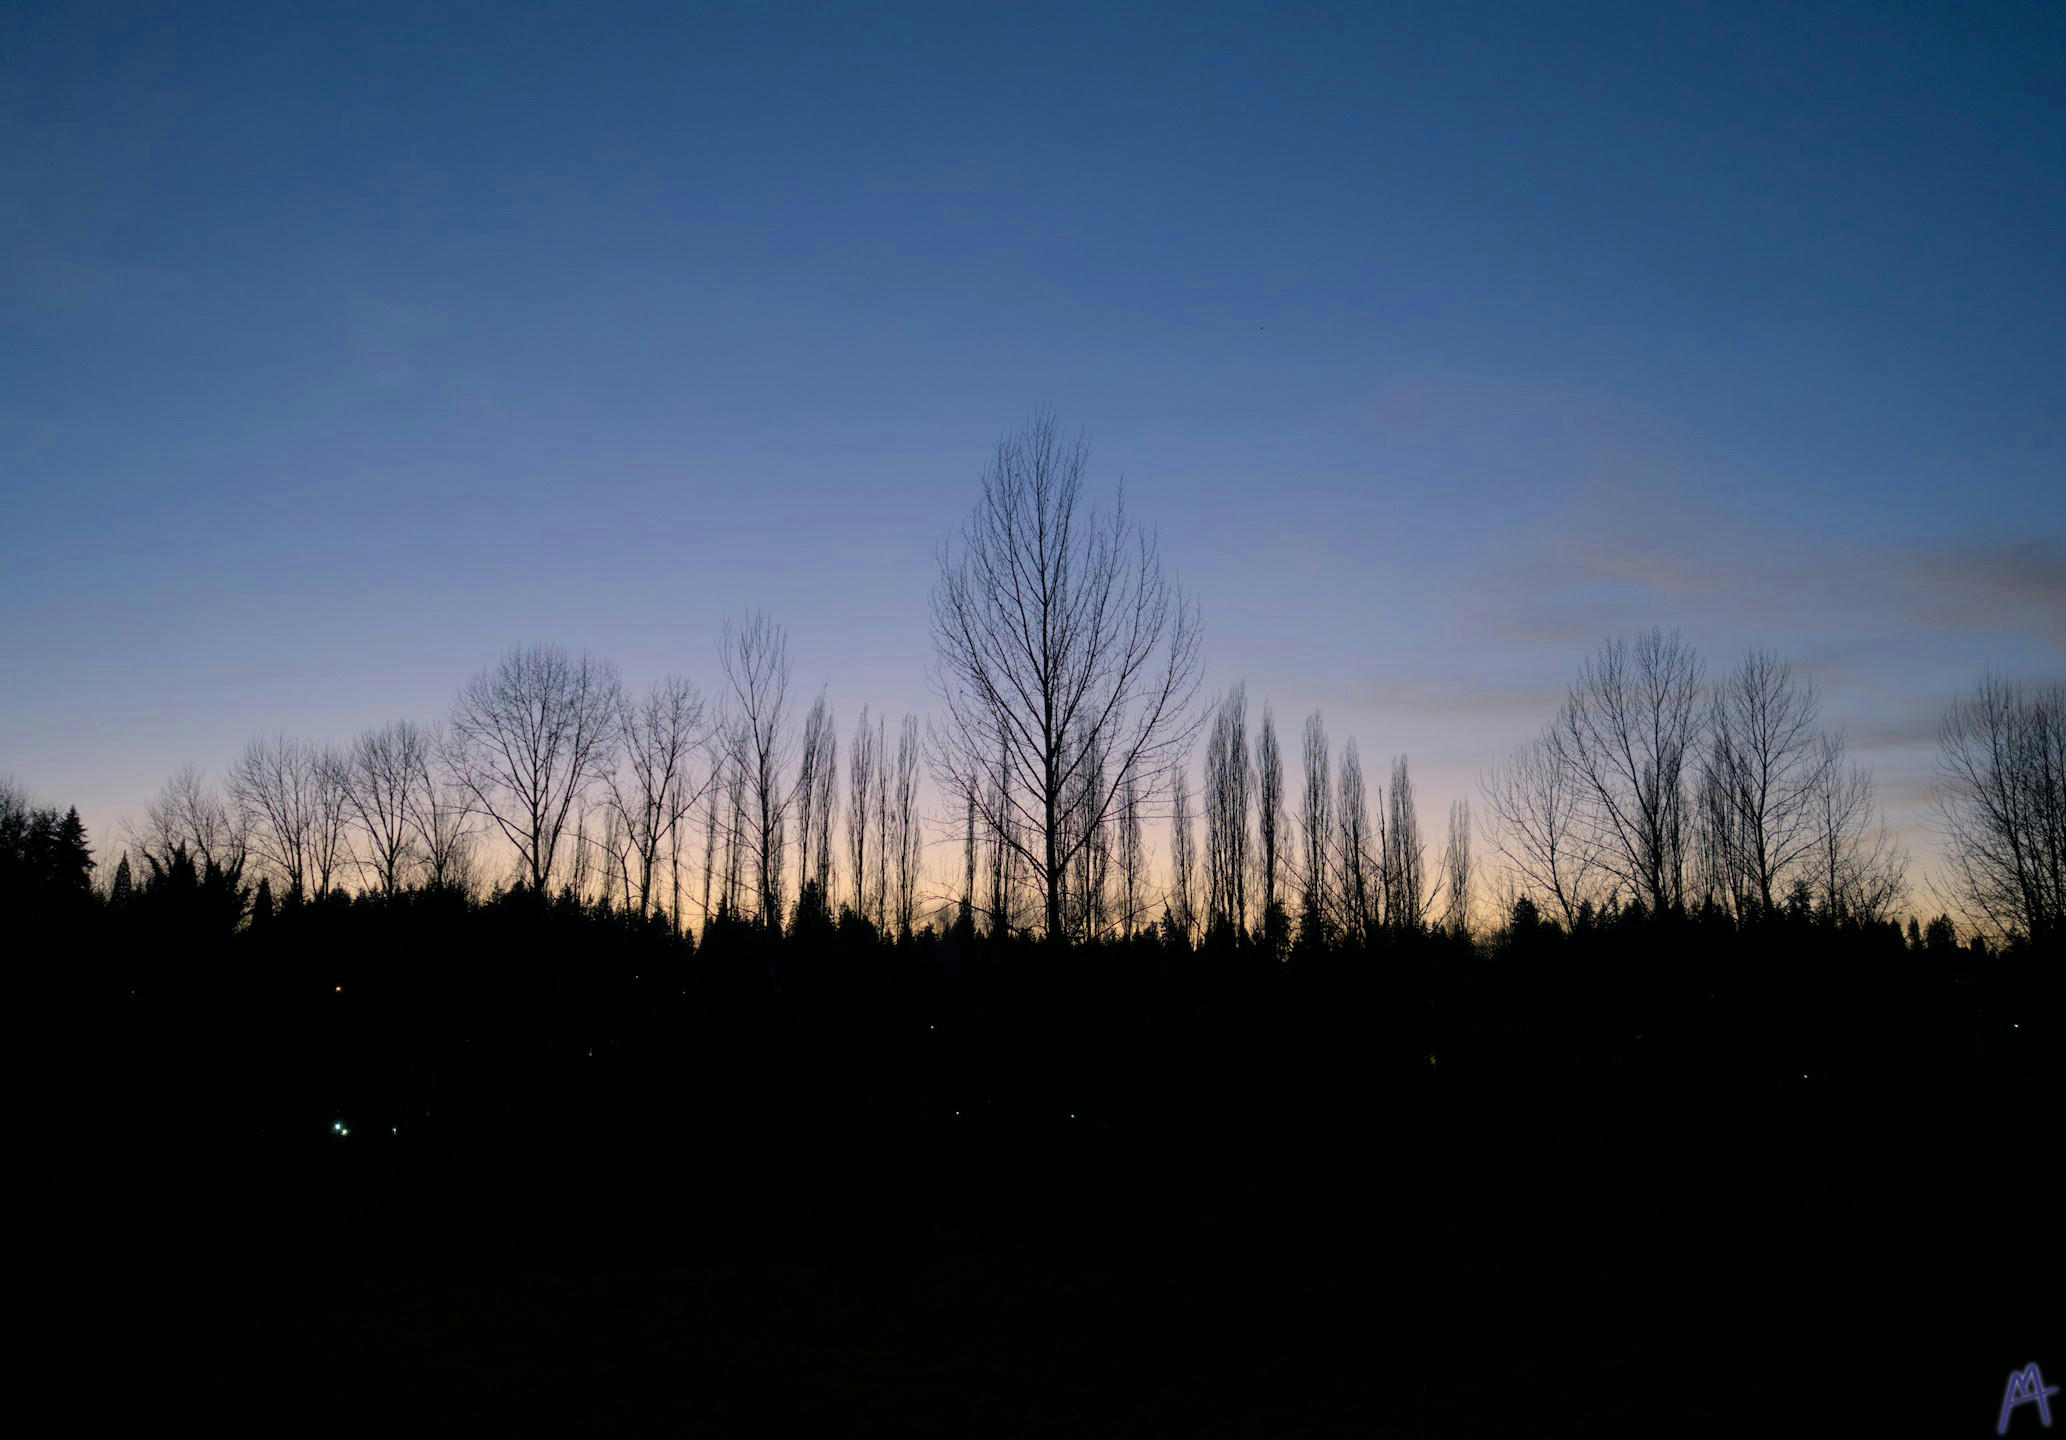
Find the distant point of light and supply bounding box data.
[334,986,341,993]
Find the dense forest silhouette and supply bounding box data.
[13,418,2065,1432]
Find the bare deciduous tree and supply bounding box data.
[1933,674,2065,942]
[719,612,795,929]
[1703,651,1828,919]
[1440,798,1472,938]
[812,722,837,897]
[449,643,622,894]
[961,791,979,924]
[872,711,890,930]
[1553,629,1704,913]
[1117,771,1144,938]
[566,808,597,901]
[1204,686,1251,937]
[229,733,327,900]
[1382,755,1426,934]
[793,693,836,907]
[698,749,721,926]
[1061,726,1112,940]
[609,675,710,922]
[137,763,247,876]
[1334,738,1374,945]
[929,412,1204,944]
[1168,769,1198,943]
[412,726,476,894]
[1481,733,1596,928]
[309,745,351,897]
[1255,703,1284,930]
[1299,710,1332,938]
[340,721,427,896]
[1809,733,1907,925]
[719,736,748,916]
[848,706,878,921]
[893,713,922,937]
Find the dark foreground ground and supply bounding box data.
[16,932,2065,1434]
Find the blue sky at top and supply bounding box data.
[3,0,2062,901]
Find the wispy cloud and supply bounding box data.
[1899,538,2066,652]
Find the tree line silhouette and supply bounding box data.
[10,415,2063,981]
[12,414,2064,1430]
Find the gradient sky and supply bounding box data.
[4,0,2062,908]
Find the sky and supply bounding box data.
[3,0,2062,911]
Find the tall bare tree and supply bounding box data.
[848,706,878,921]
[1204,686,1251,937]
[813,721,838,896]
[1168,769,1198,943]
[1117,771,1144,938]
[962,791,979,924]
[1255,703,1285,930]
[1481,733,1596,928]
[566,808,597,901]
[608,675,710,921]
[893,714,923,937]
[449,643,621,893]
[872,711,891,930]
[1809,733,1907,925]
[1440,798,1473,937]
[719,612,795,929]
[698,750,722,925]
[793,693,836,906]
[137,763,248,876]
[929,411,1204,944]
[719,737,748,916]
[1933,674,2064,942]
[1383,755,1427,933]
[1075,727,1113,939]
[1553,629,1704,913]
[230,733,327,900]
[1334,738,1374,945]
[340,720,427,896]
[1299,710,1333,937]
[309,744,352,896]
[1703,651,1829,919]
[413,725,476,894]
